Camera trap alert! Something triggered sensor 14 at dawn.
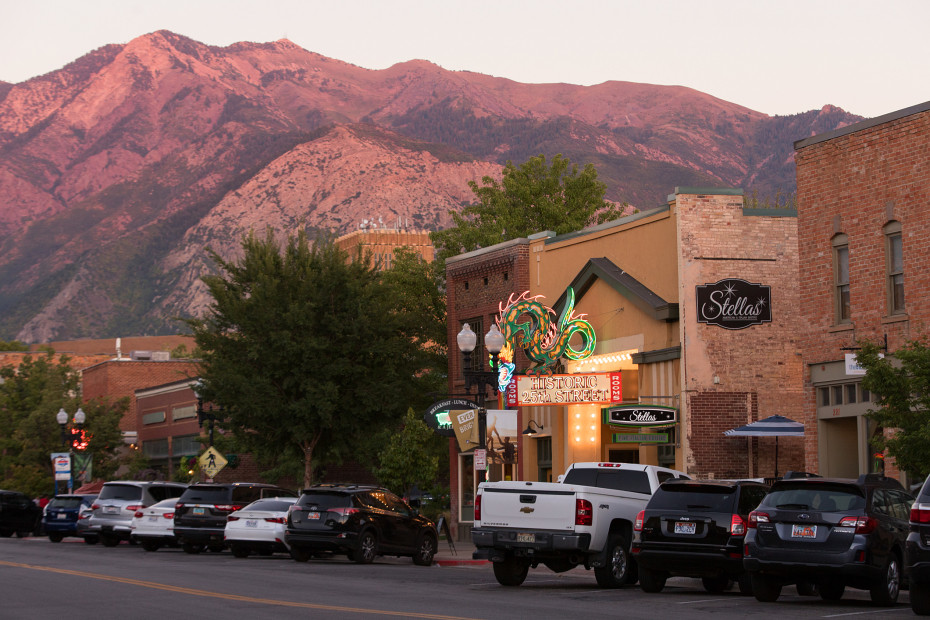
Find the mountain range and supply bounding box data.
[0,30,861,343]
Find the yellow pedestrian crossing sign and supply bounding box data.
[199,447,227,478]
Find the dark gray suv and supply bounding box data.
[83,481,187,546]
[744,473,914,606]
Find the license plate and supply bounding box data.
[104,506,119,515]
[57,513,67,520]
[791,524,817,538]
[674,521,696,535]
[246,520,258,528]
[308,511,321,520]
[192,507,205,516]
[516,532,535,543]
[148,516,159,522]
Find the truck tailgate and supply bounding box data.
[479,483,576,530]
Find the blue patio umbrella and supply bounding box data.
[724,415,805,477]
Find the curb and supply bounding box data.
[435,558,490,567]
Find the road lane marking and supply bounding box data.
[0,560,479,619]
[822,609,909,618]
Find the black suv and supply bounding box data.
[907,472,930,615]
[744,473,914,606]
[0,489,41,537]
[286,484,437,565]
[174,482,296,553]
[632,479,769,594]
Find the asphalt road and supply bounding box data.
[0,536,916,619]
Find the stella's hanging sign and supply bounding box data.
[604,405,677,426]
[696,278,771,330]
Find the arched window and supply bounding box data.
[884,221,904,315]
[832,234,850,324]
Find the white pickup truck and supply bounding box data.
[472,462,690,586]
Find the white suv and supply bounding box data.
[82,481,187,546]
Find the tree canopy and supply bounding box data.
[431,154,625,262]
[186,229,446,488]
[374,408,442,499]
[858,336,930,479]
[0,351,125,496]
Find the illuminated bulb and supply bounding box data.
[575,425,581,430]
[576,413,581,419]
[590,425,596,430]
[590,437,596,442]
[575,437,581,443]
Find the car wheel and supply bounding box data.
[750,572,782,602]
[595,534,633,588]
[492,556,530,586]
[290,546,311,562]
[231,544,250,558]
[795,580,818,596]
[869,555,900,606]
[737,573,754,596]
[351,530,377,564]
[818,580,845,601]
[182,542,204,554]
[912,582,930,615]
[412,532,437,566]
[702,575,731,593]
[83,536,98,545]
[48,533,64,543]
[639,566,668,593]
[140,540,161,552]
[101,534,119,547]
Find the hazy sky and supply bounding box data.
[3,0,928,119]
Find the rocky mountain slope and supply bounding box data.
[0,31,861,342]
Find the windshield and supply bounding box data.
[298,492,354,510]
[763,483,865,511]
[563,469,652,494]
[647,485,737,511]
[244,498,297,512]
[97,484,143,501]
[179,486,231,504]
[48,497,86,509]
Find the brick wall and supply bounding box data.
[796,104,930,475]
[675,191,805,477]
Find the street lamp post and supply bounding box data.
[56,407,86,494]
[456,323,506,466]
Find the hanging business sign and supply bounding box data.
[506,372,621,407]
[604,405,677,426]
[696,278,771,330]
[424,398,478,438]
[612,433,669,443]
[52,452,71,481]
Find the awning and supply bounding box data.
[724,415,805,477]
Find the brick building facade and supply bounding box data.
[795,101,930,481]
[444,189,803,539]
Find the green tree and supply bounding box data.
[431,154,625,262]
[0,340,29,351]
[186,229,440,488]
[857,337,930,478]
[375,408,441,499]
[0,351,125,496]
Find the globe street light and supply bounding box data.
[456,323,506,457]
[56,407,87,494]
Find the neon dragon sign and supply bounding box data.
[496,287,596,378]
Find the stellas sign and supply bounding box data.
[604,405,677,426]
[696,278,771,330]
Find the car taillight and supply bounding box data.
[838,515,878,534]
[911,503,930,524]
[264,517,286,524]
[215,504,243,512]
[634,510,644,531]
[575,499,593,526]
[175,502,184,510]
[163,512,174,519]
[474,494,481,522]
[134,511,144,518]
[227,516,240,522]
[730,514,746,536]
[748,511,769,528]
[91,503,100,510]
[126,505,143,512]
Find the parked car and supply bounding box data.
[744,473,914,606]
[907,472,930,615]
[174,482,297,554]
[633,479,770,594]
[130,498,180,551]
[0,489,42,538]
[83,481,188,547]
[76,505,97,544]
[224,497,298,558]
[286,483,437,565]
[42,494,97,542]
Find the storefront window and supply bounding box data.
[459,454,475,523]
